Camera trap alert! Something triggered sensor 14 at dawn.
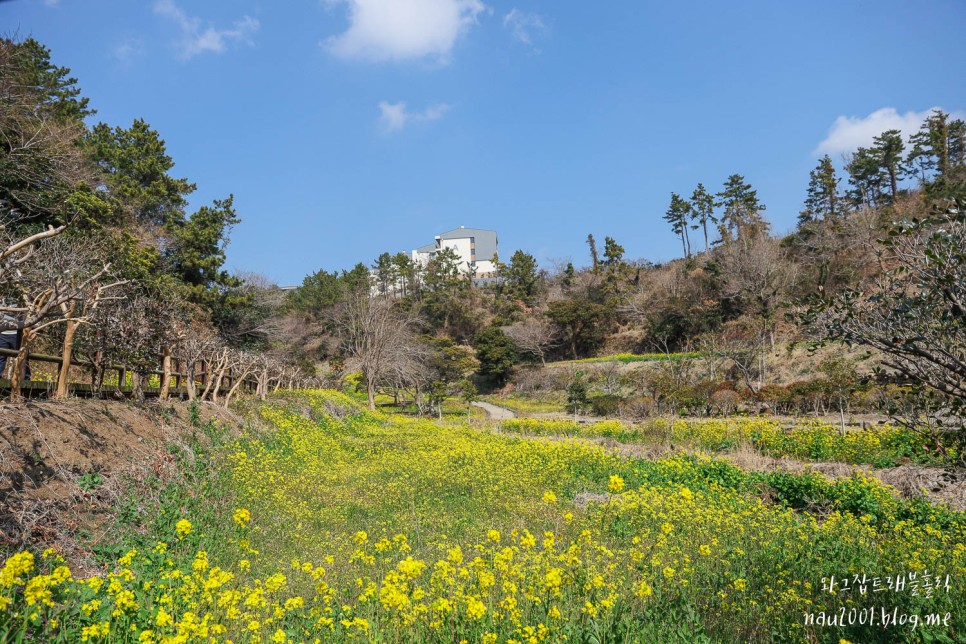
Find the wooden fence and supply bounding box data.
[0,347,257,399]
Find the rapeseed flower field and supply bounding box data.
[1,390,964,642]
[501,416,947,466]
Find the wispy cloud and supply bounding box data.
[113,37,146,67]
[378,101,451,133]
[325,0,486,63]
[815,106,966,156]
[154,0,259,61]
[503,8,546,49]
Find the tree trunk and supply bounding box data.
[366,373,376,411]
[132,372,145,404]
[225,367,254,406]
[8,328,34,401]
[185,361,197,401]
[55,316,79,400]
[211,367,227,404]
[159,346,172,401]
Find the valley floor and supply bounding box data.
[1,391,964,642]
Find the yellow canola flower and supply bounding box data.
[234,508,252,526]
[175,519,192,540]
[608,475,625,493]
[0,551,34,588]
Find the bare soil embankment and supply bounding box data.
[0,399,246,571]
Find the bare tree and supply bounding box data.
[334,291,419,411]
[717,234,797,351]
[502,317,559,365]
[0,236,120,398]
[173,327,219,401]
[713,317,769,394]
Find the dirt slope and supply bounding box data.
[0,399,244,568]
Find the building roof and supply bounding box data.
[411,227,499,262]
[438,227,498,262]
[437,226,497,240]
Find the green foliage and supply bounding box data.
[589,393,621,416]
[566,373,589,416]
[77,471,103,492]
[0,38,99,229]
[546,297,611,359]
[689,183,717,251]
[85,119,196,229]
[800,154,841,224]
[286,269,344,318]
[167,196,240,293]
[716,174,767,240]
[663,193,693,257]
[5,37,92,122]
[498,249,539,307]
[472,326,517,382]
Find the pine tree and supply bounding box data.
[717,174,767,240]
[689,183,717,251]
[871,129,906,201]
[846,147,885,209]
[663,193,692,257]
[801,155,840,224]
[586,234,599,272]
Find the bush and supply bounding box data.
[590,394,622,417]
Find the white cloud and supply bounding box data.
[113,37,146,66]
[815,106,966,156]
[154,0,259,60]
[325,0,486,63]
[503,8,546,48]
[378,101,451,132]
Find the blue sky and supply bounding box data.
[5,0,966,285]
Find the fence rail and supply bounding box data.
[0,347,257,399]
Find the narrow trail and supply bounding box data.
[471,401,516,420]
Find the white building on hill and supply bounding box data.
[412,226,499,278]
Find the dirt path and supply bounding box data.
[472,401,516,420]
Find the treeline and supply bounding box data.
[0,38,309,402]
[280,109,965,433]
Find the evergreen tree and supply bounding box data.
[846,147,886,209]
[472,326,517,382]
[907,125,937,185]
[85,119,196,229]
[0,37,103,229]
[5,38,93,122]
[663,193,692,257]
[717,174,767,240]
[586,234,599,272]
[949,119,966,170]
[500,250,539,307]
[340,263,372,295]
[166,195,241,303]
[689,183,717,251]
[562,262,575,289]
[372,252,398,295]
[871,129,906,201]
[801,155,841,224]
